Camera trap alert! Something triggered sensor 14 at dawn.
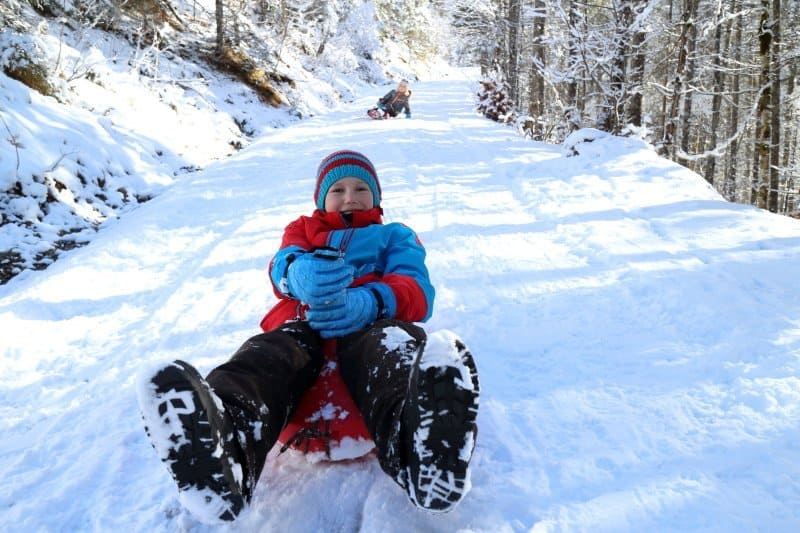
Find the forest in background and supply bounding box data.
[464,0,799,216]
[2,0,799,259]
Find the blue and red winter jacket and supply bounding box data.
[260,207,435,332]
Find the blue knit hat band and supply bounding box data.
[314,151,381,210]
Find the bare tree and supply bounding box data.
[661,0,693,159]
[752,0,775,210]
[677,0,698,170]
[704,0,726,185]
[506,0,521,105]
[768,0,781,213]
[625,1,647,129]
[527,0,547,137]
[564,0,582,132]
[216,0,224,55]
[723,0,744,202]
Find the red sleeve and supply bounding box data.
[280,217,312,249]
[382,273,429,322]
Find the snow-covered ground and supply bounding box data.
[2,72,800,532]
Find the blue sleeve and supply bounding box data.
[373,223,435,322]
[269,245,306,296]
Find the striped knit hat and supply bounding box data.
[314,150,381,210]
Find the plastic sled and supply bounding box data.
[277,339,375,462]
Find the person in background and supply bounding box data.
[369,79,412,119]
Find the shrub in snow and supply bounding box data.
[475,74,515,124]
[0,30,55,97]
[562,127,610,157]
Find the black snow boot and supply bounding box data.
[138,360,249,522]
[401,331,480,512]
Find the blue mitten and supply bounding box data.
[405,113,411,119]
[286,253,353,305]
[306,287,378,338]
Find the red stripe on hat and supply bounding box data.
[319,158,376,181]
[314,157,381,204]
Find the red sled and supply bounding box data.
[367,108,386,120]
[277,338,375,461]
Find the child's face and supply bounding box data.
[324,177,374,213]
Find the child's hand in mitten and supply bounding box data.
[306,287,378,338]
[286,253,352,305]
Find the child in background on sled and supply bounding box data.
[138,149,480,523]
[371,79,412,119]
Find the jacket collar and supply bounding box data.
[312,207,383,229]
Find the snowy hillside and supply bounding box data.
[2,73,800,532]
[1,1,439,282]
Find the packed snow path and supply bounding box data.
[2,74,800,532]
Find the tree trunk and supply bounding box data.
[603,1,633,134]
[216,0,224,55]
[752,0,773,209]
[565,0,581,132]
[678,0,698,169]
[783,56,797,213]
[724,0,742,202]
[626,9,646,129]
[527,0,547,139]
[768,0,781,213]
[658,0,676,153]
[507,0,521,106]
[662,0,692,159]
[704,2,725,186]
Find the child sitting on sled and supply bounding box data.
[138,149,480,523]
[368,79,412,119]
